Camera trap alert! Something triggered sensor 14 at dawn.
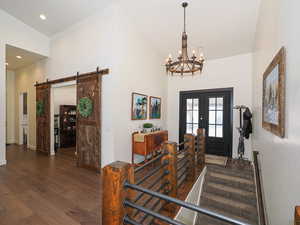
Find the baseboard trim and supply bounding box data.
[0,159,7,166]
[28,145,36,151]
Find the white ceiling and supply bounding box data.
[6,45,46,70]
[0,0,261,60]
[0,0,111,36]
[121,0,261,60]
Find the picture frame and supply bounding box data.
[262,47,286,137]
[149,96,161,119]
[131,92,148,120]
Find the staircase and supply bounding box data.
[196,162,259,225]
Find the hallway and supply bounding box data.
[0,145,102,225]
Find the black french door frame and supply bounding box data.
[179,87,234,157]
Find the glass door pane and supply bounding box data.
[186,98,199,135]
[208,97,224,138]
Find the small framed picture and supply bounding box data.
[131,93,148,120]
[149,96,161,119]
[262,47,286,137]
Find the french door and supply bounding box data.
[179,88,233,157]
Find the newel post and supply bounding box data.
[162,141,177,211]
[184,133,196,182]
[197,128,206,166]
[102,161,135,225]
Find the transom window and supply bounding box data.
[208,97,224,138]
[186,98,199,135]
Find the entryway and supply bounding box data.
[51,81,77,159]
[35,69,108,172]
[179,88,233,157]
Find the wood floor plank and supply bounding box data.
[0,145,101,225]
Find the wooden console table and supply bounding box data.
[132,130,168,164]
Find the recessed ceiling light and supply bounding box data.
[16,55,22,59]
[40,14,47,20]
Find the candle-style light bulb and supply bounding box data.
[199,53,205,60]
[192,50,196,56]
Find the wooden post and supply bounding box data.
[295,206,300,225]
[184,134,196,182]
[197,128,206,166]
[102,161,135,225]
[161,141,177,212]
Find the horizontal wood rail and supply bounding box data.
[102,129,206,225]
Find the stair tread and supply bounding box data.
[200,195,258,223]
[208,171,254,185]
[196,205,258,225]
[207,165,254,179]
[205,182,255,197]
[205,176,255,193]
[201,192,257,212]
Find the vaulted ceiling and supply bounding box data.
[0,0,261,60]
[0,0,111,36]
[122,0,261,60]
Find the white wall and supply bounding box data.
[53,85,76,114]
[6,70,16,144]
[253,0,300,224]
[0,9,49,165]
[167,53,253,159]
[47,2,167,166]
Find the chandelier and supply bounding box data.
[165,2,205,76]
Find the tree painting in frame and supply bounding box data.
[262,47,286,137]
[150,96,161,119]
[132,93,148,120]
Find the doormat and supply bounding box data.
[205,154,228,166]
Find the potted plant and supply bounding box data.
[143,123,153,133]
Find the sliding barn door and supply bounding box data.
[76,74,101,172]
[36,84,51,154]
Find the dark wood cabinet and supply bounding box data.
[59,105,76,148]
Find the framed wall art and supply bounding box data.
[131,93,148,120]
[149,96,161,119]
[262,47,286,137]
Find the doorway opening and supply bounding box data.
[179,88,233,157]
[36,69,107,172]
[50,81,77,160]
[5,44,47,163]
[19,92,28,149]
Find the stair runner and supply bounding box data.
[196,163,258,225]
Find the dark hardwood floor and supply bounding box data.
[0,145,101,225]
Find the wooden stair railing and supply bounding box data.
[253,151,267,225]
[102,129,206,225]
[295,206,300,225]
